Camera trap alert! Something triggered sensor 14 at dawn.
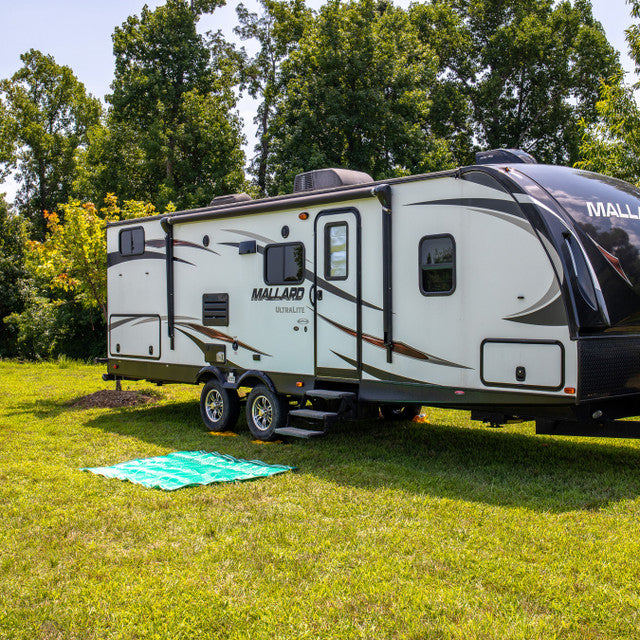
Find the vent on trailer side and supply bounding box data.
[202,293,229,326]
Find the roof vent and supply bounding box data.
[209,193,253,207]
[475,149,537,165]
[293,168,373,193]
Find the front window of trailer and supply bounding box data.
[517,166,640,293]
[516,165,640,328]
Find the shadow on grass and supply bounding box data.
[6,389,163,420]
[6,397,77,419]
[84,401,640,513]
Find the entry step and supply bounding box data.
[288,409,339,421]
[304,389,357,400]
[273,426,326,439]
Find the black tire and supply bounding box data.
[246,385,288,441]
[199,379,240,431]
[379,404,422,421]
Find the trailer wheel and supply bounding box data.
[200,379,240,432]
[379,404,421,421]
[246,385,288,441]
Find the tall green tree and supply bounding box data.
[78,0,246,210]
[269,0,454,194]
[0,50,101,238]
[235,0,311,196]
[409,1,475,164]
[412,0,620,165]
[577,0,640,184]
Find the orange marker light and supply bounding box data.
[564,387,576,395]
[296,381,304,387]
[299,212,309,220]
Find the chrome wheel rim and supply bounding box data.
[251,395,273,432]
[205,389,224,423]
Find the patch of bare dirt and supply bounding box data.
[70,390,159,409]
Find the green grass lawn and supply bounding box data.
[2,360,640,639]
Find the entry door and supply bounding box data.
[314,209,361,378]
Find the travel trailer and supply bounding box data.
[104,150,640,440]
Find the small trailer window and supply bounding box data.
[119,227,145,256]
[264,242,305,284]
[325,222,348,280]
[419,235,455,295]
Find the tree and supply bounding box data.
[0,196,27,356]
[0,50,101,238]
[409,1,476,164]
[577,0,640,184]
[268,0,454,195]
[412,0,620,165]
[86,0,246,210]
[235,0,311,196]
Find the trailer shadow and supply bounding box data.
[84,402,640,513]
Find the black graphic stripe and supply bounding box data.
[503,294,567,326]
[318,313,471,369]
[306,269,382,311]
[147,238,220,256]
[108,316,135,330]
[175,326,208,355]
[408,197,524,218]
[333,352,430,384]
[175,322,271,357]
[107,251,194,267]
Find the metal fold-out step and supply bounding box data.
[304,389,357,400]
[286,408,339,433]
[280,408,335,437]
[273,426,326,439]
[279,388,359,438]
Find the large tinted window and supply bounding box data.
[516,165,640,232]
[264,243,305,284]
[419,235,455,295]
[515,165,640,294]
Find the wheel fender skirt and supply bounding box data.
[236,370,277,393]
[196,365,225,385]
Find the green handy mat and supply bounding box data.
[82,451,294,490]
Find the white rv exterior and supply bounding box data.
[105,160,640,439]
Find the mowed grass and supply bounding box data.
[2,361,640,639]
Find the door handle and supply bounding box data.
[317,290,323,301]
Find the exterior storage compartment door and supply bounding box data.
[481,340,563,390]
[109,314,161,359]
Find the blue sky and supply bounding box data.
[0,0,636,200]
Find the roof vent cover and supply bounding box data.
[209,193,253,207]
[475,149,537,165]
[293,168,373,193]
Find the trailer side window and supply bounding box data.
[419,235,455,295]
[325,222,348,280]
[119,227,145,256]
[264,242,305,284]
